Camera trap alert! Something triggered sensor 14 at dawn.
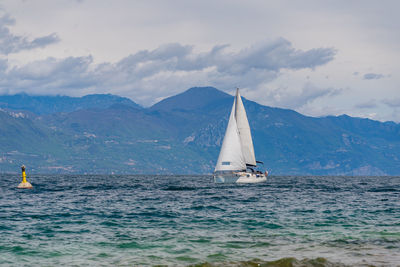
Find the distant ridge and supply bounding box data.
[0,93,141,115]
[1,86,399,175]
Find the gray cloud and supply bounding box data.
[383,98,400,108]
[355,100,378,109]
[114,39,335,76]
[262,83,342,109]
[363,73,385,80]
[0,12,59,55]
[0,39,336,105]
[5,56,94,95]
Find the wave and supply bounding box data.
[188,257,351,267]
[163,185,197,191]
[368,187,398,192]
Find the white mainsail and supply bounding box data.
[235,89,257,166]
[214,98,246,172]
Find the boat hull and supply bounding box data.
[214,172,267,184]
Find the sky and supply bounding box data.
[0,0,399,122]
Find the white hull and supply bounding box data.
[214,172,267,184]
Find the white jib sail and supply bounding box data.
[214,98,246,172]
[235,89,257,166]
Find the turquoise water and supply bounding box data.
[0,175,399,266]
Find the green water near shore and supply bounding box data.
[0,175,399,266]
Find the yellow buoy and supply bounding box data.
[17,165,33,189]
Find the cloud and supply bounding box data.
[260,83,342,109]
[0,12,59,55]
[383,98,400,108]
[355,100,378,109]
[363,73,385,80]
[0,39,336,105]
[114,39,335,76]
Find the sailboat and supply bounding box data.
[214,89,268,183]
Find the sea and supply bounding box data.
[0,174,399,266]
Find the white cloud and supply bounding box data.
[0,39,336,105]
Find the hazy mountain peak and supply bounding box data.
[151,86,232,111]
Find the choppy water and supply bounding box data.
[0,175,399,266]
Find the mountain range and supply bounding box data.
[1,87,399,175]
